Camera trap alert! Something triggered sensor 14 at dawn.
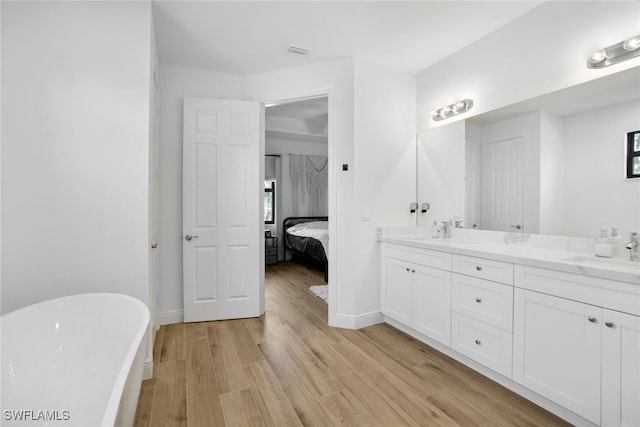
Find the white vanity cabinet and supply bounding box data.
[379,237,640,427]
[513,266,640,426]
[380,243,452,346]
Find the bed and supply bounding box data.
[283,216,328,282]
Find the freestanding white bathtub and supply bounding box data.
[1,293,150,427]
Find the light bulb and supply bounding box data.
[588,49,608,65]
[623,36,640,51]
[454,101,466,111]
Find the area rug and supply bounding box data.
[309,285,328,303]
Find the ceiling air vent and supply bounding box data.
[287,45,309,56]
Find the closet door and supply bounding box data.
[183,98,264,322]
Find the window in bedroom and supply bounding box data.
[264,180,275,224]
[627,130,640,179]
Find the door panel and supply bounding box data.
[183,98,263,322]
[513,289,601,424]
[412,265,451,346]
[482,137,524,232]
[602,310,640,427]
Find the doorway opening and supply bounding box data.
[263,95,330,307]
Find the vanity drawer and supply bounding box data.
[514,265,640,316]
[453,254,513,285]
[382,243,452,271]
[452,273,513,331]
[451,312,513,378]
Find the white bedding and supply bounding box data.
[286,221,329,257]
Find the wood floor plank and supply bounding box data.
[227,319,264,365]
[220,389,266,427]
[185,322,208,343]
[337,328,442,398]
[133,379,155,427]
[185,340,226,427]
[160,323,186,363]
[243,360,304,427]
[331,340,455,426]
[328,361,419,427]
[148,360,187,427]
[318,389,382,427]
[206,321,250,394]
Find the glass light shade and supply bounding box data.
[623,36,640,51]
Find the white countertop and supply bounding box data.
[379,229,640,285]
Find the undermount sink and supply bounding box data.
[562,255,640,270]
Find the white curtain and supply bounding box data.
[289,154,328,216]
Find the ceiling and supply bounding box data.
[152,1,542,76]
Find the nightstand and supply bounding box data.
[265,236,278,265]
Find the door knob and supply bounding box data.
[185,234,199,241]
[510,224,522,230]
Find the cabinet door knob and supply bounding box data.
[475,339,482,345]
[588,316,597,323]
[411,269,415,273]
[605,321,615,328]
[406,267,410,272]
[476,266,482,271]
[475,298,482,303]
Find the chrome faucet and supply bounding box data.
[438,220,452,239]
[626,232,639,262]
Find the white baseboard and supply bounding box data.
[159,309,183,325]
[143,357,153,380]
[332,310,384,329]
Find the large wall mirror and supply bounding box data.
[417,66,640,239]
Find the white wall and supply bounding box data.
[417,1,640,132]
[157,62,242,324]
[1,1,152,314]
[563,100,640,238]
[352,59,417,324]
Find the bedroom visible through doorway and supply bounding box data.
[263,96,329,305]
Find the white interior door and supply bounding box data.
[482,137,524,232]
[183,98,264,323]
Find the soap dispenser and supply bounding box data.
[610,226,626,257]
[431,220,440,238]
[595,228,613,258]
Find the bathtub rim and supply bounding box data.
[1,292,150,427]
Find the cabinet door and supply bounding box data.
[602,310,640,427]
[381,257,412,325]
[412,265,451,346]
[513,289,601,425]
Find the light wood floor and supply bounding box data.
[134,261,571,427]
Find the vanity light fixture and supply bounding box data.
[587,34,640,69]
[431,99,474,121]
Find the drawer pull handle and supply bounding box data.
[475,266,482,271]
[475,339,482,345]
[588,316,597,323]
[475,298,482,303]
[605,321,615,328]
